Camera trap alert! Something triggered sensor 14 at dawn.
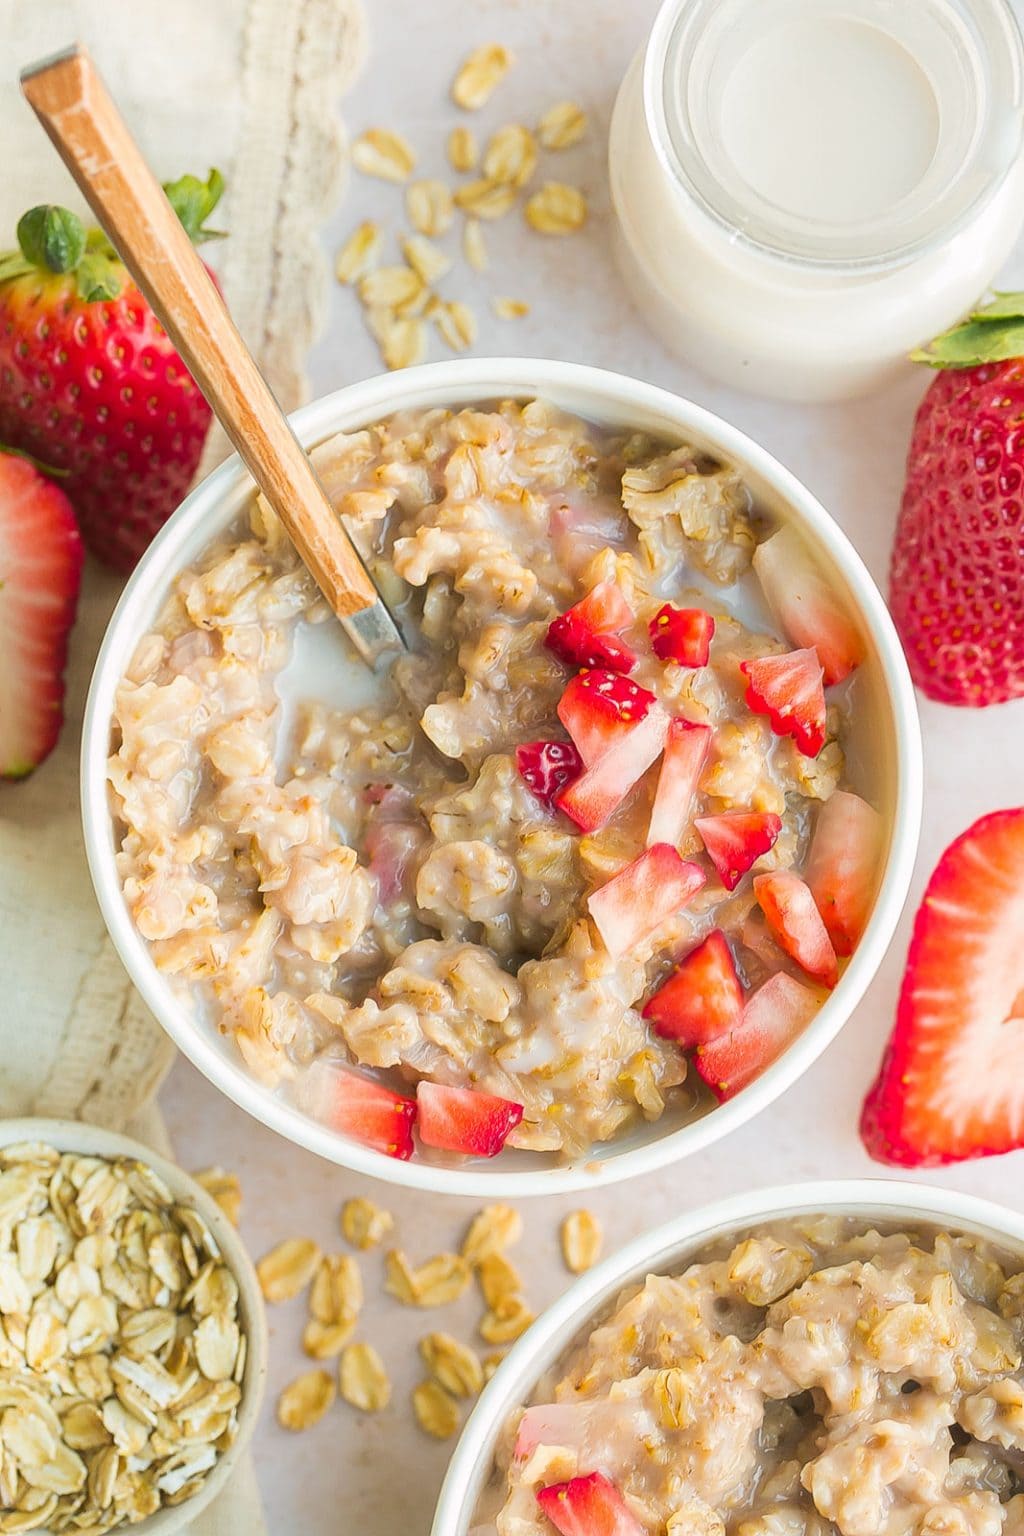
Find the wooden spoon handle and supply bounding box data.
[21,45,392,635]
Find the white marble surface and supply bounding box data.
[64,0,1024,1529]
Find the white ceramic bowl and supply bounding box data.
[433,1178,1024,1535]
[0,1117,267,1535]
[81,358,922,1197]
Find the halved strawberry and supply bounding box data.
[694,812,782,891]
[330,1073,417,1160]
[753,526,862,686]
[860,809,1024,1167]
[546,580,637,674]
[557,704,669,832]
[588,844,706,959]
[647,719,712,847]
[642,929,744,1046]
[557,670,657,767]
[537,1472,643,1536]
[649,604,715,666]
[805,790,883,956]
[0,452,83,778]
[416,1082,523,1157]
[516,740,584,810]
[695,971,822,1100]
[740,648,826,758]
[753,870,838,988]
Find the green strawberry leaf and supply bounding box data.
[75,249,123,302]
[912,291,1024,368]
[163,168,226,244]
[969,291,1024,322]
[16,205,86,274]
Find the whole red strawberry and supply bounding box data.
[0,173,223,572]
[890,294,1024,705]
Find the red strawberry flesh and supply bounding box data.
[642,929,744,1046]
[557,669,656,767]
[754,870,839,988]
[516,740,584,810]
[695,812,783,891]
[649,604,715,667]
[588,844,706,959]
[741,649,826,757]
[647,719,711,848]
[546,580,636,674]
[536,1471,643,1536]
[415,1082,523,1157]
[328,1072,417,1160]
[556,703,669,832]
[804,790,883,956]
[753,526,861,686]
[696,971,821,1100]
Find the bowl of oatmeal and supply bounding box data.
[81,358,921,1194]
[437,1180,1024,1536]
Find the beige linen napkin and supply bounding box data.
[0,0,366,1527]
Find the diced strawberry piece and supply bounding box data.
[364,784,425,905]
[549,501,628,578]
[557,669,657,767]
[588,844,706,959]
[649,604,715,666]
[860,809,1024,1167]
[415,1082,523,1157]
[642,930,744,1046]
[557,704,669,832]
[546,580,637,674]
[740,648,826,758]
[753,526,862,686]
[694,812,783,891]
[516,740,584,810]
[647,719,712,848]
[537,1472,644,1536]
[805,790,883,956]
[329,1073,417,1160]
[753,870,838,988]
[696,972,822,1100]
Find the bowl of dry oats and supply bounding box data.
[0,1118,267,1534]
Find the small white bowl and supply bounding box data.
[80,357,922,1198]
[0,1117,267,1536]
[433,1178,1024,1535]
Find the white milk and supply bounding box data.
[610,0,1024,401]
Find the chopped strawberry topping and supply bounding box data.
[861,809,1024,1167]
[694,812,782,891]
[805,790,882,956]
[741,648,826,757]
[329,1073,417,1160]
[753,870,838,988]
[537,1471,644,1536]
[557,669,657,767]
[557,704,669,832]
[696,971,821,1100]
[415,1082,523,1157]
[546,580,637,674]
[753,526,862,685]
[642,930,744,1046]
[649,604,715,666]
[647,719,712,848]
[588,844,706,959]
[516,740,584,810]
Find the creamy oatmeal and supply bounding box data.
[484,1218,1024,1536]
[108,400,878,1164]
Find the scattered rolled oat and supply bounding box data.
[480,1294,535,1345]
[482,1351,505,1383]
[341,1196,393,1252]
[561,1209,603,1274]
[277,1369,336,1431]
[256,1236,322,1304]
[462,1205,523,1265]
[482,124,538,189]
[352,127,416,182]
[448,124,479,172]
[538,100,588,150]
[493,296,530,320]
[340,1342,392,1412]
[310,1254,363,1326]
[434,300,478,354]
[358,265,424,312]
[477,1251,521,1308]
[406,178,455,238]
[335,221,382,285]
[412,1378,461,1439]
[524,181,588,234]
[463,219,487,272]
[193,1165,243,1227]
[451,43,513,111]
[419,1332,484,1397]
[380,316,428,371]
[303,1317,357,1360]
[402,233,452,286]
[385,1249,471,1306]
[453,178,518,220]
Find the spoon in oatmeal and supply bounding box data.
[20,44,405,668]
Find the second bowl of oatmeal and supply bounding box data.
[81,359,921,1195]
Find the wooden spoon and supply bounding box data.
[20,44,404,667]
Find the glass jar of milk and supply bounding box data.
[610,0,1024,401]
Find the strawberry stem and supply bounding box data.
[911,291,1024,369]
[0,443,70,478]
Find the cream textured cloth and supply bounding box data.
[0,0,366,1527]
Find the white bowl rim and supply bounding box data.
[432,1177,1024,1535]
[80,356,923,1198]
[0,1115,267,1536]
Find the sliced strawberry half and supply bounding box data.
[753,870,838,988]
[588,844,706,959]
[696,971,822,1101]
[649,604,715,667]
[416,1082,523,1157]
[557,669,657,767]
[557,703,669,832]
[753,526,862,686]
[805,790,883,956]
[647,719,712,848]
[0,452,83,779]
[537,1472,643,1536]
[330,1073,417,1160]
[741,648,826,758]
[546,580,637,674]
[642,929,744,1046]
[516,740,584,810]
[694,812,783,891]
[860,809,1024,1167]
